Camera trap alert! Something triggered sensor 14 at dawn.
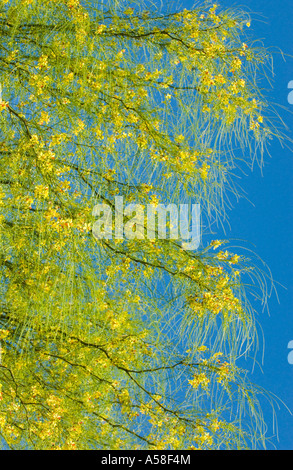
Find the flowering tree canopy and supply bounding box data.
[0,0,283,449]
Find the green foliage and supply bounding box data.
[0,0,283,449]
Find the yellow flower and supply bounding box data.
[230,81,239,94]
[200,163,210,181]
[229,254,240,264]
[96,24,106,34]
[188,373,210,390]
[67,0,80,8]
[0,329,9,340]
[210,240,224,250]
[94,127,104,140]
[34,185,49,199]
[231,57,242,71]
[37,55,48,70]
[210,419,221,432]
[214,74,226,85]
[175,134,185,143]
[216,250,229,260]
[150,194,160,206]
[124,7,134,15]
[0,100,8,111]
[198,345,208,352]
[250,120,260,130]
[216,362,232,383]
[73,119,85,135]
[38,111,50,125]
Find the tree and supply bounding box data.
[0,0,283,450]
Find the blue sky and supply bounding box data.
[222,0,293,451]
[179,0,293,449]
